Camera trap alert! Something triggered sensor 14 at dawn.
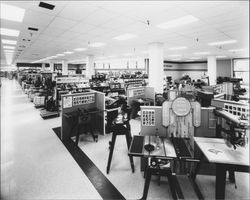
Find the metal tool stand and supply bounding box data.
[106,120,135,174]
[141,158,182,200]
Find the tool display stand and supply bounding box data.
[127,86,155,119]
[106,114,135,174]
[34,96,45,108]
[75,108,98,146]
[61,90,105,142]
[141,158,180,200]
[40,109,60,119]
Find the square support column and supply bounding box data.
[207,56,217,85]
[148,42,164,93]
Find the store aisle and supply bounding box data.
[0,78,102,200]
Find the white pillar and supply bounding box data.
[207,56,217,85]
[49,62,54,72]
[86,55,95,78]
[62,60,68,75]
[41,63,46,72]
[148,42,164,93]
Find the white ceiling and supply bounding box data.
[0,1,249,66]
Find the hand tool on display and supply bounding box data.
[162,101,172,127]
[191,102,201,127]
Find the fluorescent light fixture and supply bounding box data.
[228,48,245,52]
[167,54,182,57]
[123,53,133,56]
[89,42,106,47]
[0,3,25,22]
[5,53,14,65]
[56,54,65,57]
[168,46,187,50]
[190,57,202,60]
[3,45,16,50]
[113,33,137,41]
[156,15,198,29]
[0,28,20,37]
[194,52,210,55]
[216,55,227,58]
[64,51,74,54]
[107,55,117,58]
[208,40,237,46]
[171,58,181,61]
[2,39,17,45]
[4,49,15,53]
[96,56,105,60]
[74,48,87,51]
[186,59,195,62]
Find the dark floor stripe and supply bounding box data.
[52,127,125,200]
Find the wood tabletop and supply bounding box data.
[194,137,249,166]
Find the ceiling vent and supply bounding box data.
[39,2,55,10]
[28,27,39,31]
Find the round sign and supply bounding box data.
[171,97,191,116]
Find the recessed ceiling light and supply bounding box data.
[0,3,25,22]
[208,40,237,46]
[216,55,227,58]
[96,56,105,60]
[170,58,181,61]
[168,46,187,50]
[3,45,16,50]
[167,54,182,57]
[107,55,117,58]
[4,49,15,53]
[56,54,65,57]
[228,49,245,52]
[194,52,210,55]
[123,53,133,56]
[2,39,17,45]
[190,57,202,60]
[89,42,106,47]
[156,15,198,29]
[74,48,87,51]
[64,51,74,54]
[0,28,20,37]
[113,33,137,41]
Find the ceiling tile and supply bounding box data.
[23,9,55,27]
[48,17,78,30]
[82,8,119,26]
[58,2,98,21]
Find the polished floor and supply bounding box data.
[1,78,249,200]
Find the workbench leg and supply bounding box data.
[106,134,116,174]
[141,168,152,200]
[216,164,226,200]
[125,132,135,173]
[166,171,178,200]
[75,125,80,146]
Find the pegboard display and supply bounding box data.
[133,88,145,97]
[224,103,249,118]
[142,109,155,126]
[72,94,95,106]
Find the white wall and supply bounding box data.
[164,62,207,80]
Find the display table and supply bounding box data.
[194,137,250,199]
[129,135,203,199]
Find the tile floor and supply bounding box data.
[1,78,249,200]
